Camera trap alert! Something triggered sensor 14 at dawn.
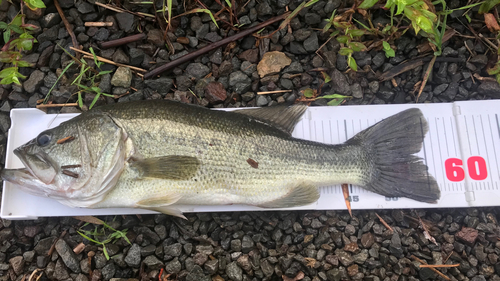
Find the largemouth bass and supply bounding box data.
[1,101,440,218]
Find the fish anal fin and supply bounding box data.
[131,155,200,180]
[136,193,186,219]
[234,104,307,135]
[258,183,320,208]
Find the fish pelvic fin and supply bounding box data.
[130,155,200,180]
[258,183,320,208]
[347,108,440,203]
[136,193,186,219]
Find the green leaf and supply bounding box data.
[329,30,340,37]
[0,22,8,30]
[479,0,500,14]
[336,35,350,44]
[322,72,331,83]
[348,56,358,71]
[303,88,315,98]
[25,0,46,10]
[89,93,101,109]
[305,0,319,7]
[488,64,500,75]
[0,76,14,85]
[9,24,23,35]
[11,15,23,26]
[224,0,232,7]
[326,99,344,106]
[465,14,471,23]
[319,94,351,99]
[0,67,17,78]
[348,29,365,37]
[78,93,83,108]
[359,0,379,9]
[348,42,365,52]
[338,47,353,56]
[16,60,32,67]
[416,15,434,34]
[3,28,10,44]
[382,25,392,33]
[384,48,395,58]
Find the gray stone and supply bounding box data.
[294,29,312,41]
[143,255,164,270]
[304,33,319,53]
[77,1,95,14]
[34,237,56,255]
[305,13,322,25]
[145,77,173,95]
[112,49,130,64]
[283,61,303,74]
[478,81,500,98]
[101,263,115,280]
[41,13,61,28]
[55,239,81,273]
[93,28,110,41]
[115,13,134,32]
[111,67,132,88]
[147,29,165,47]
[256,95,269,107]
[330,69,351,95]
[124,244,141,268]
[54,258,70,280]
[226,262,243,281]
[24,70,45,94]
[9,256,23,275]
[37,26,59,43]
[229,71,251,86]
[164,243,182,257]
[129,48,144,67]
[165,258,182,274]
[186,63,210,79]
[256,2,272,16]
[99,74,112,94]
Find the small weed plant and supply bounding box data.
[78,220,131,260]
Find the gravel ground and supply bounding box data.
[2,0,500,280]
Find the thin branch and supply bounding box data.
[143,13,289,79]
[85,22,113,27]
[342,184,352,217]
[54,0,80,59]
[37,103,78,108]
[257,90,292,95]
[375,213,393,233]
[411,255,451,281]
[70,47,147,73]
[419,264,460,268]
[100,33,147,49]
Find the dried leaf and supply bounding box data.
[73,216,104,225]
[304,257,316,268]
[423,230,438,245]
[484,13,500,32]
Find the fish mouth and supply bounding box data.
[0,168,50,197]
[11,146,58,185]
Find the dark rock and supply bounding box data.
[93,28,110,41]
[186,265,209,281]
[226,261,243,281]
[143,255,163,270]
[389,232,404,258]
[330,69,351,95]
[478,81,500,98]
[256,2,272,16]
[204,82,227,104]
[9,256,23,275]
[145,77,173,95]
[164,243,182,257]
[456,227,478,244]
[23,70,45,94]
[55,239,81,273]
[101,263,115,280]
[238,49,259,64]
[112,49,130,64]
[335,250,354,267]
[289,42,307,55]
[186,63,210,79]
[165,258,181,274]
[305,13,322,25]
[376,86,395,102]
[41,13,61,28]
[204,259,218,274]
[54,258,70,280]
[147,29,165,47]
[124,244,141,268]
[37,26,59,43]
[77,1,95,13]
[115,13,135,33]
[361,233,374,248]
[34,237,56,255]
[58,0,74,8]
[304,33,319,53]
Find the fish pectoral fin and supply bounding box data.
[258,183,320,208]
[136,193,186,219]
[233,104,307,135]
[131,155,200,180]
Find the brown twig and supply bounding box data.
[73,243,85,254]
[416,55,436,103]
[411,255,451,281]
[57,136,75,144]
[94,2,155,20]
[143,13,288,79]
[36,103,78,108]
[342,184,352,217]
[70,48,147,73]
[87,251,95,277]
[375,213,393,233]
[48,230,67,256]
[62,170,79,178]
[257,90,292,95]
[420,264,460,268]
[61,164,82,169]
[100,33,147,49]
[85,22,113,27]
[54,0,80,59]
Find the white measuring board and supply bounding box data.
[1,100,497,219]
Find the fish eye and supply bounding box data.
[36,132,52,147]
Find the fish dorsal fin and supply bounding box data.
[234,104,308,135]
[258,183,320,208]
[130,156,200,180]
[136,193,186,219]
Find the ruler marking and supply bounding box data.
[420,118,433,194]
[450,116,458,156]
[336,120,340,143]
[329,120,333,145]
[496,114,500,139]
[344,120,348,141]
[434,118,447,187]
[488,115,500,185]
[472,116,481,156]
[464,116,473,156]
[442,118,450,157]
[480,115,494,189]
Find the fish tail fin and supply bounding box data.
[347,108,440,203]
